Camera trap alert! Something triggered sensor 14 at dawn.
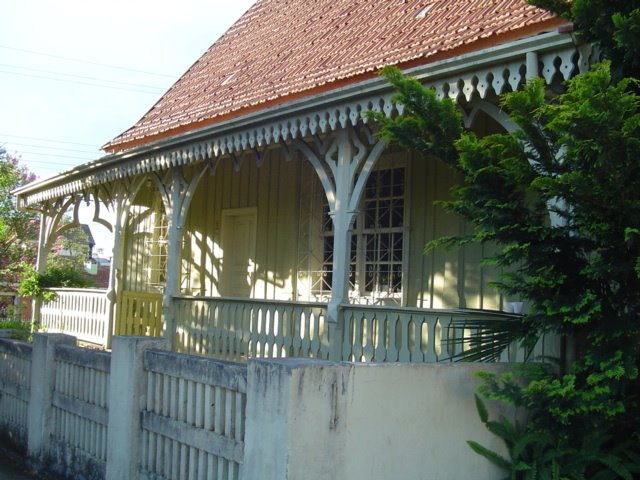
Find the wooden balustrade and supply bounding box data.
[116,290,163,337]
[340,305,522,363]
[173,296,329,361]
[173,296,526,363]
[40,288,109,346]
[38,289,535,363]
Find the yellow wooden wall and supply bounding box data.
[405,152,502,310]
[181,148,300,300]
[122,142,502,310]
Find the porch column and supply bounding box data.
[162,174,183,350]
[31,212,50,328]
[154,164,209,349]
[328,131,358,324]
[105,183,133,349]
[295,127,385,359]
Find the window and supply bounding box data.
[317,166,406,302]
[146,215,168,290]
[362,168,405,294]
[126,203,168,292]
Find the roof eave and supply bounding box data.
[15,28,576,201]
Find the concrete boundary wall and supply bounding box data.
[243,359,513,480]
[0,333,517,480]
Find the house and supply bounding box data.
[56,224,96,260]
[14,0,586,356]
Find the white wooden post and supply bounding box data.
[154,165,209,349]
[327,130,356,327]
[295,128,385,359]
[106,186,128,349]
[161,178,183,350]
[31,213,49,327]
[105,336,169,480]
[26,333,76,461]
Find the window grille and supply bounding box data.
[319,166,406,301]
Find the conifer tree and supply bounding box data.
[371,2,640,476]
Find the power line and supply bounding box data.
[0,45,175,79]
[20,158,81,168]
[0,63,167,92]
[6,142,99,155]
[0,70,164,94]
[0,134,100,148]
[19,150,95,161]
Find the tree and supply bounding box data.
[530,0,640,80]
[370,32,640,480]
[0,148,39,288]
[0,147,94,307]
[18,221,95,302]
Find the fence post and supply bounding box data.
[26,333,76,462]
[105,336,168,480]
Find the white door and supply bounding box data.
[220,208,257,297]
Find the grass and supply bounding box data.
[0,318,34,341]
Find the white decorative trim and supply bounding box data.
[17,32,593,208]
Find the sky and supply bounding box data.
[1,0,256,255]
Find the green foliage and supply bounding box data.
[529,0,640,80]
[0,148,39,286]
[48,222,91,273]
[375,61,640,480]
[470,392,640,479]
[366,66,462,164]
[0,319,30,331]
[18,263,94,302]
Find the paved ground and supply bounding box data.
[0,446,62,480]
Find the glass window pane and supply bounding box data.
[391,199,404,228]
[364,200,376,228]
[365,171,378,199]
[392,168,405,196]
[379,169,391,197]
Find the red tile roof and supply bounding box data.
[105,0,564,152]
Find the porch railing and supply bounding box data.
[37,289,550,363]
[173,296,329,361]
[340,304,528,363]
[116,290,162,337]
[40,288,109,346]
[173,296,537,363]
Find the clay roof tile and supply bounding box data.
[104,0,562,152]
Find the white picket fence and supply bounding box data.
[0,333,514,480]
[40,288,110,346]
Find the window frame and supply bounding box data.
[317,158,410,305]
